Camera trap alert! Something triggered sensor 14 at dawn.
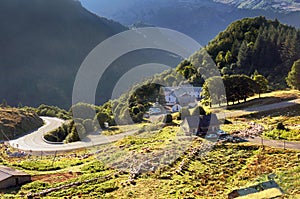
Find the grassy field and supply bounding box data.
[227,90,300,110]
[1,90,299,198]
[1,131,299,198]
[102,123,147,136]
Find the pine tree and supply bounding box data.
[252,71,269,97]
[286,59,300,90]
[237,41,253,72]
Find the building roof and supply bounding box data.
[184,116,200,128]
[161,86,202,98]
[0,166,30,181]
[184,114,219,129]
[199,114,219,127]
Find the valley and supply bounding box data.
[0,0,299,198]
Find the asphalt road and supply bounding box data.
[8,99,300,154]
[9,117,136,155]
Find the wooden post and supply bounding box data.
[52,151,57,166]
[284,140,286,150]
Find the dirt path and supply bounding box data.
[247,137,300,150]
[218,98,300,150]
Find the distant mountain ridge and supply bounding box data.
[80,0,300,44]
[214,0,300,12]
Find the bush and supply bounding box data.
[164,114,173,123]
[37,104,71,119]
[83,119,94,133]
[276,122,286,130]
[95,112,110,128]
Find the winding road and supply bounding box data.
[9,117,136,155]
[8,98,300,155]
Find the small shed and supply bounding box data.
[181,114,220,135]
[181,116,200,135]
[0,165,31,189]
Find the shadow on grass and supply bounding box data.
[241,104,300,119]
[227,96,296,110]
[0,186,21,194]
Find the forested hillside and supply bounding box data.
[188,16,300,89]
[104,17,300,122]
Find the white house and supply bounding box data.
[172,104,182,112]
[165,94,177,105]
[161,86,202,106]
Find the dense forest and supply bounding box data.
[204,16,300,88]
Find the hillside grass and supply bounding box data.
[2,140,299,198]
[1,94,300,198]
[102,123,146,136]
[210,90,299,113]
[227,90,300,110]
[0,107,43,140]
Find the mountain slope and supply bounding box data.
[80,0,300,44]
[0,0,127,108]
[0,107,43,140]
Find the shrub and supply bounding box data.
[164,114,173,123]
[276,122,286,130]
[83,119,94,133]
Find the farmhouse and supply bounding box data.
[164,93,177,105]
[171,104,182,112]
[161,86,202,108]
[177,93,198,107]
[181,114,220,135]
[0,165,31,189]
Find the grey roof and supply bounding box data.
[0,166,30,181]
[161,86,202,97]
[184,114,219,129]
[184,116,200,128]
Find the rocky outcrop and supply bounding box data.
[0,108,43,140]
